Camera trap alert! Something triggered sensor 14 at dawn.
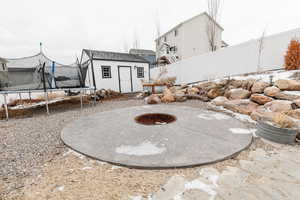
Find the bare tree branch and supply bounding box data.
[133,30,140,49]
[206,0,223,52]
[257,28,267,72]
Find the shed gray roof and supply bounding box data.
[83,49,149,63]
[129,49,156,55]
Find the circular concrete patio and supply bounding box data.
[61,105,253,168]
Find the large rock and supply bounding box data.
[251,82,270,93]
[251,106,277,121]
[264,100,293,112]
[223,99,258,115]
[145,95,161,104]
[293,99,300,107]
[173,90,187,102]
[286,109,300,120]
[230,80,244,88]
[274,91,300,101]
[275,79,300,91]
[264,86,281,97]
[227,88,251,100]
[207,88,224,99]
[241,79,256,91]
[194,82,217,90]
[250,94,273,105]
[161,89,175,103]
[187,87,200,95]
[211,96,229,106]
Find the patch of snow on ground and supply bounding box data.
[57,186,65,191]
[185,180,217,196]
[229,128,257,135]
[63,149,85,159]
[81,166,92,170]
[197,112,230,120]
[116,141,166,156]
[282,91,300,96]
[231,70,296,82]
[209,104,256,124]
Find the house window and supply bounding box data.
[137,67,144,78]
[174,29,178,37]
[164,36,167,42]
[1,63,5,70]
[101,66,111,78]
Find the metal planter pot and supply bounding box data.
[256,121,298,144]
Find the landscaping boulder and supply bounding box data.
[222,99,258,115]
[250,94,273,105]
[241,79,256,91]
[275,79,300,91]
[293,99,300,107]
[264,86,281,97]
[251,106,277,121]
[227,88,251,100]
[211,96,229,106]
[207,88,224,99]
[230,80,244,88]
[145,95,161,104]
[285,109,300,120]
[194,82,217,91]
[161,89,175,103]
[251,81,270,93]
[274,91,300,101]
[187,87,200,95]
[174,94,187,102]
[264,100,293,112]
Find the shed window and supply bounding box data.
[101,66,111,78]
[137,67,144,78]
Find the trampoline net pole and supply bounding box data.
[3,94,9,121]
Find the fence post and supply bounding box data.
[41,63,50,115]
[80,89,83,111]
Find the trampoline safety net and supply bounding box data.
[0,52,88,91]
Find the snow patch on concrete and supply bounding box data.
[197,112,230,120]
[116,141,166,156]
[229,128,256,135]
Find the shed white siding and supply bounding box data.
[85,60,149,93]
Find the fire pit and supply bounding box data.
[135,113,177,125]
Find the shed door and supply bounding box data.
[118,66,133,93]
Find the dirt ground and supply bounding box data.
[1,138,276,200]
[0,98,289,200]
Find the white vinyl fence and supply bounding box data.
[151,28,300,84]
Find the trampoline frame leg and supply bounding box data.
[3,94,9,121]
[44,91,50,115]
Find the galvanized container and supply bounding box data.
[256,121,298,144]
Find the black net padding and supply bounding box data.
[0,53,88,91]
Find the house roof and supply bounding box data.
[155,12,224,41]
[83,49,149,63]
[129,49,156,55]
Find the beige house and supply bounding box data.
[155,12,225,63]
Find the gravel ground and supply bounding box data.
[0,98,213,197]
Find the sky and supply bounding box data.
[0,0,299,64]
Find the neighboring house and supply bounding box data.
[155,12,225,63]
[0,57,8,71]
[129,49,156,68]
[81,49,150,93]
